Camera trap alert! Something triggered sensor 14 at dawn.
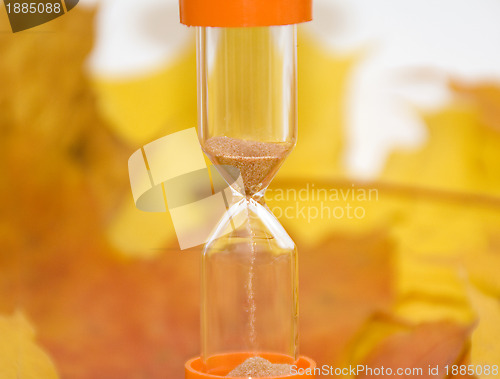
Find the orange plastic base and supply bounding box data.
[185,353,316,379]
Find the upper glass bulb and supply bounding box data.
[197,25,297,198]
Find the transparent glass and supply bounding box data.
[196,25,299,374]
[197,25,297,198]
[201,199,298,366]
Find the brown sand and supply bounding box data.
[204,136,292,195]
[227,357,292,377]
[205,138,293,366]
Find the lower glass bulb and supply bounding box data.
[201,198,299,373]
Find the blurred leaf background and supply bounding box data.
[0,1,499,378]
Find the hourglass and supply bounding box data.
[180,0,316,377]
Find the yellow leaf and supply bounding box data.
[0,312,59,379]
[91,48,197,146]
[279,31,356,180]
[393,253,475,325]
[468,285,500,377]
[106,199,177,258]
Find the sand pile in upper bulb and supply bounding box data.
[204,136,292,195]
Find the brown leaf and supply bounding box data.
[358,322,471,379]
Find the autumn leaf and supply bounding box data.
[358,321,471,379]
[451,81,500,134]
[468,285,500,378]
[0,312,59,379]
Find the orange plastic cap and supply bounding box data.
[185,353,316,379]
[179,0,312,27]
